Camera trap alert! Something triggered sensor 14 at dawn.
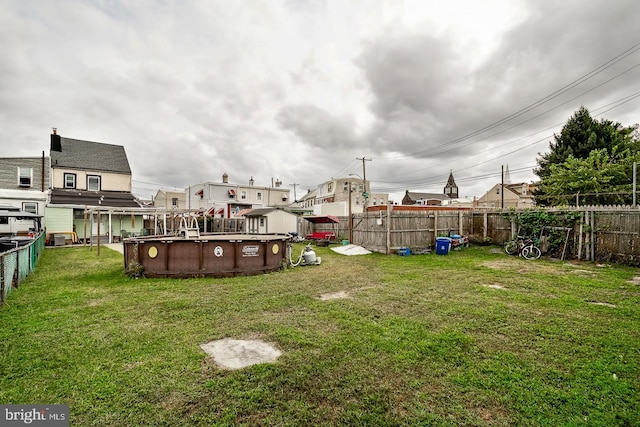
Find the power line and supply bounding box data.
[379,41,640,161]
[370,86,640,190]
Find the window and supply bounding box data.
[87,175,101,191]
[343,182,349,191]
[22,202,37,214]
[18,167,32,187]
[259,218,265,226]
[257,192,262,201]
[64,173,76,189]
[328,182,333,192]
[241,191,247,200]
[171,198,178,207]
[0,217,7,225]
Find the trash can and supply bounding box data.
[54,234,66,246]
[435,237,452,255]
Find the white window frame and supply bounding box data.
[171,198,178,207]
[18,167,32,187]
[64,173,76,189]
[241,190,247,200]
[257,192,262,201]
[87,175,101,191]
[22,202,37,214]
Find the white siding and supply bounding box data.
[45,207,74,233]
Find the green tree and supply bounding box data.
[534,107,639,206]
[537,148,640,205]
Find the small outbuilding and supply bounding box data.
[243,208,298,235]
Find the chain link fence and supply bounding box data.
[0,232,45,304]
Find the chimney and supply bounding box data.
[275,179,282,188]
[222,173,228,183]
[249,176,254,186]
[50,128,61,152]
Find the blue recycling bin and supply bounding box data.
[435,237,452,255]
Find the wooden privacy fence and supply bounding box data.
[304,207,640,265]
[1,232,46,304]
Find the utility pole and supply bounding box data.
[356,156,372,211]
[289,183,299,202]
[501,165,504,209]
[633,162,637,207]
[348,181,353,243]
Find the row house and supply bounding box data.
[475,182,536,208]
[313,177,389,216]
[0,155,50,235]
[46,130,145,242]
[185,174,291,218]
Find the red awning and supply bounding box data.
[206,207,225,216]
[303,215,340,224]
[228,189,236,197]
[195,189,204,197]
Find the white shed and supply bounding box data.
[243,208,298,235]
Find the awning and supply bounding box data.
[228,189,236,197]
[195,189,204,197]
[0,210,42,219]
[303,215,340,224]
[206,207,225,216]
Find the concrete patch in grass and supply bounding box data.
[200,338,282,370]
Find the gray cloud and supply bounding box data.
[1,0,639,202]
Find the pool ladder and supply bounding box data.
[179,217,200,239]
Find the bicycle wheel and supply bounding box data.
[523,245,541,260]
[504,240,518,255]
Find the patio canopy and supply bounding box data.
[302,215,340,224]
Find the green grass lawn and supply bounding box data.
[1,244,639,426]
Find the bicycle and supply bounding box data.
[504,236,541,260]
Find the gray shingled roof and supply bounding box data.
[406,192,450,201]
[49,189,142,208]
[243,208,277,216]
[51,137,131,174]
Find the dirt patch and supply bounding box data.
[482,260,519,270]
[482,284,506,290]
[587,301,617,308]
[318,291,350,301]
[630,276,640,285]
[482,259,567,275]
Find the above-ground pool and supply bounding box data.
[123,233,292,278]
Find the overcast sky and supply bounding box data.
[2,0,639,202]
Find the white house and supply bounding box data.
[46,130,144,242]
[187,173,291,218]
[313,177,389,216]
